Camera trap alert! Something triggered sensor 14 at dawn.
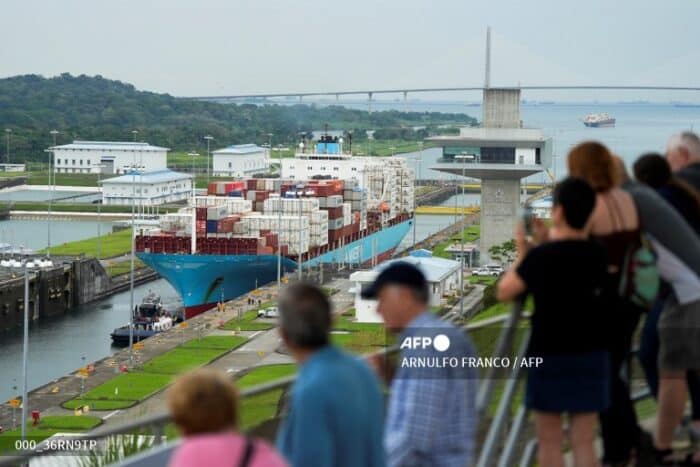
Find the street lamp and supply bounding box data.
[296,183,305,281]
[95,163,107,260]
[5,128,11,163]
[188,153,199,199]
[455,153,475,317]
[128,130,139,364]
[413,142,424,250]
[204,136,214,184]
[1,257,52,442]
[46,130,59,258]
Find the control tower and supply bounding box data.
[427,29,552,259]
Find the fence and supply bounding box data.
[0,301,652,467]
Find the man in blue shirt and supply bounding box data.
[276,283,386,467]
[363,262,478,467]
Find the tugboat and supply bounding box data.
[583,113,616,128]
[110,292,177,346]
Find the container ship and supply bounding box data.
[135,136,415,318]
[583,113,616,127]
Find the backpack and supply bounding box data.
[604,195,660,309]
[618,234,660,308]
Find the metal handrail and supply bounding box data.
[0,313,514,466]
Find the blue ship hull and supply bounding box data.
[138,219,412,317]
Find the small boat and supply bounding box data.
[110,292,179,346]
[583,113,616,128]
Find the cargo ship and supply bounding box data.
[136,136,415,318]
[583,113,616,127]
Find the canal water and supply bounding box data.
[0,278,180,402]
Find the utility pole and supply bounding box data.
[204,135,213,184]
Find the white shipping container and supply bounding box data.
[326,195,343,208]
[207,205,229,220]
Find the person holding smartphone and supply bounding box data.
[498,177,610,467]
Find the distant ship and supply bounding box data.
[583,113,616,128]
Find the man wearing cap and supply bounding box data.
[363,262,478,467]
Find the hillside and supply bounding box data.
[0,74,476,161]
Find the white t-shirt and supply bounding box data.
[650,237,700,305]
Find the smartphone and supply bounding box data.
[521,205,534,236]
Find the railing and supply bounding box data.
[0,301,653,467]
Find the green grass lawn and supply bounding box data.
[62,399,137,410]
[236,364,297,429]
[469,275,497,286]
[63,372,173,409]
[43,228,132,258]
[331,314,388,354]
[142,348,226,375]
[0,415,102,455]
[433,225,480,259]
[221,303,276,331]
[63,336,247,410]
[181,335,248,350]
[237,364,296,388]
[106,258,147,277]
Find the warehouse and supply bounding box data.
[349,251,461,323]
[101,170,193,206]
[212,144,269,177]
[50,140,169,174]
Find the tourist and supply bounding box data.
[167,369,288,467]
[498,177,609,467]
[666,131,700,190]
[363,262,477,467]
[634,153,700,464]
[275,283,385,467]
[567,142,653,465]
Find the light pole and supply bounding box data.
[128,130,138,364]
[96,164,106,260]
[2,258,49,442]
[296,182,304,281]
[204,136,213,184]
[47,130,59,257]
[267,133,273,170]
[4,128,11,163]
[188,153,199,199]
[413,141,423,250]
[455,153,475,317]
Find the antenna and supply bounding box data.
[484,26,491,89]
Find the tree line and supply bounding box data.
[0,73,477,162]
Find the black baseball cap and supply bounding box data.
[361,261,428,299]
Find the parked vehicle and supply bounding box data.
[472,265,504,277]
[257,306,279,318]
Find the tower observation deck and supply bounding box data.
[427,88,552,259]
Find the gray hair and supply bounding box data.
[668,131,700,159]
[278,283,331,349]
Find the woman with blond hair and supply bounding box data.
[167,369,288,467]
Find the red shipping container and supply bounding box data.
[196,207,207,221]
[255,191,269,202]
[325,207,343,219]
[207,182,218,195]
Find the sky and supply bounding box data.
[1,0,699,101]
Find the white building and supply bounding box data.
[212,144,269,177]
[349,251,462,323]
[50,141,169,174]
[101,170,193,206]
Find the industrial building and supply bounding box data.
[212,144,269,177]
[50,140,169,174]
[100,169,193,206]
[349,252,461,323]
